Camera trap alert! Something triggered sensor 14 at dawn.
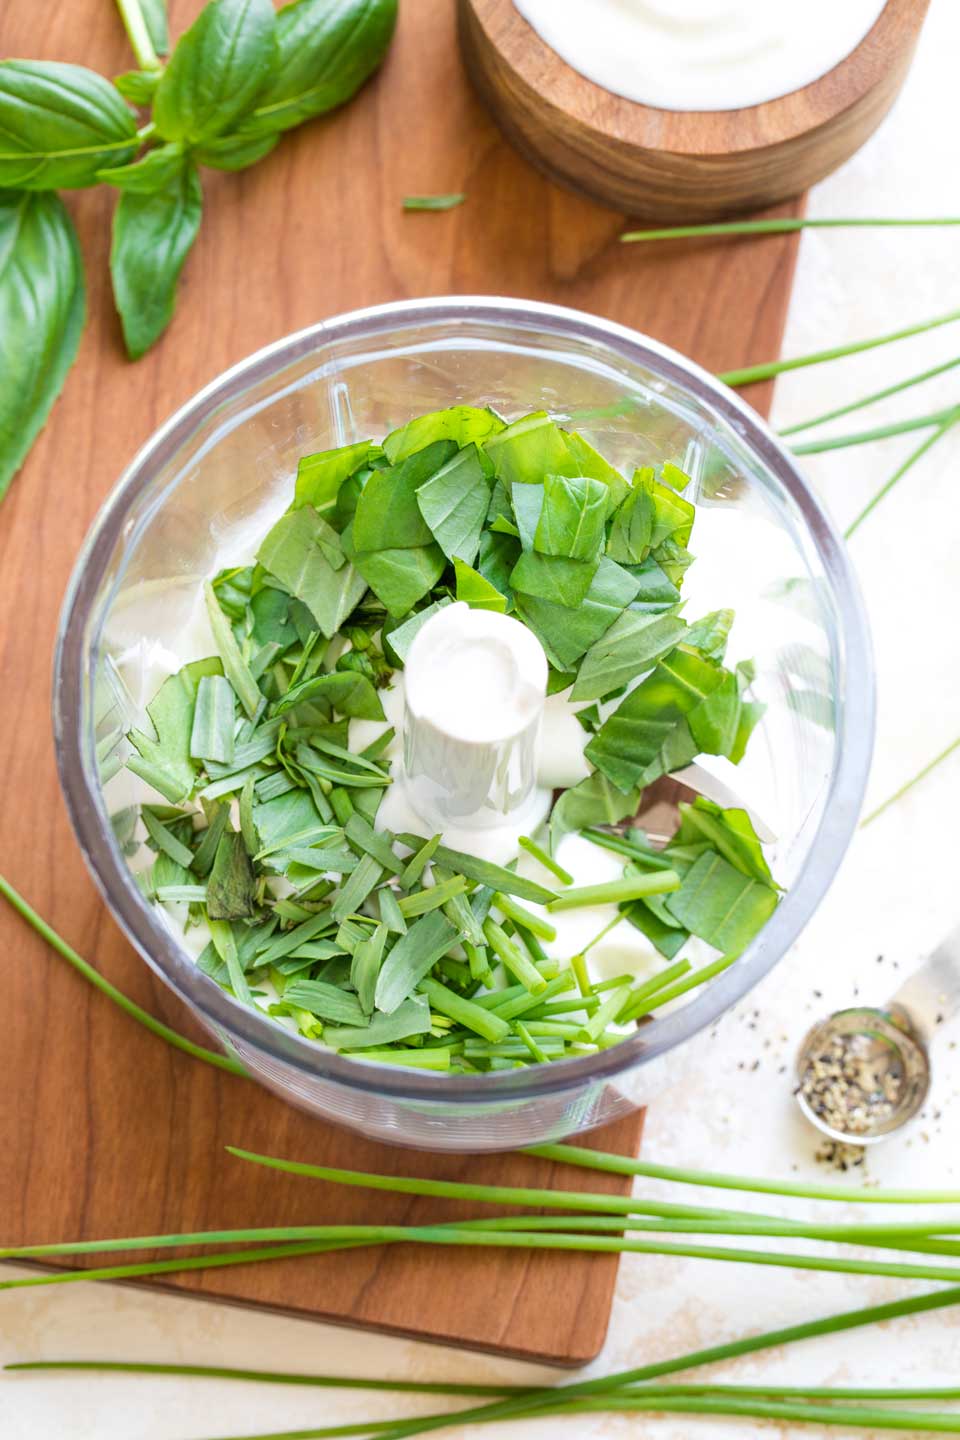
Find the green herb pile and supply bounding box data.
[123,404,778,1071]
[0,0,397,498]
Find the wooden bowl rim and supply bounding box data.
[463,0,929,156]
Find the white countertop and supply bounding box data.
[4,3,960,1435]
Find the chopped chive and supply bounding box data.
[493,891,556,942]
[513,1021,549,1063]
[571,952,592,997]
[396,835,555,906]
[718,306,960,388]
[518,835,573,885]
[1,1361,526,1397]
[464,940,493,985]
[621,953,736,1022]
[580,982,632,1042]
[618,958,692,1018]
[208,919,251,1005]
[582,827,676,870]
[403,193,465,211]
[352,1048,452,1071]
[418,978,510,1043]
[482,919,547,995]
[548,871,680,911]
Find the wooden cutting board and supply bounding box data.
[0,0,801,1365]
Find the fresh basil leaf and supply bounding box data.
[477,528,519,609]
[383,598,452,665]
[453,558,507,613]
[229,0,399,139]
[352,439,456,551]
[141,0,171,54]
[98,141,187,193]
[274,669,385,721]
[533,473,607,561]
[510,550,598,609]
[661,460,692,491]
[194,130,279,171]
[415,444,492,565]
[549,771,641,852]
[384,404,503,463]
[351,542,446,619]
[374,910,459,1014]
[257,505,368,638]
[0,190,85,501]
[666,851,778,956]
[207,831,257,919]
[585,647,739,793]
[515,556,640,669]
[564,431,631,512]
[294,439,376,512]
[624,553,682,612]
[484,412,571,488]
[621,898,689,959]
[113,70,162,106]
[673,797,775,886]
[154,0,277,144]
[127,657,222,803]
[685,608,734,663]
[110,157,202,358]
[0,60,137,189]
[571,608,688,702]
[606,468,655,564]
[649,474,695,548]
[323,994,431,1050]
[510,480,544,550]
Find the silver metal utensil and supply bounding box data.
[796,923,960,1144]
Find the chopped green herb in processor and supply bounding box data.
[118,406,779,1071]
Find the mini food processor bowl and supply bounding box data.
[54,297,874,1152]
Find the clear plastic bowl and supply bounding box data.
[53,297,874,1152]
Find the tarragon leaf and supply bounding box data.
[323,994,431,1050]
[207,831,257,919]
[394,835,555,905]
[190,673,236,764]
[275,670,385,721]
[374,910,459,1014]
[204,580,263,718]
[127,657,222,803]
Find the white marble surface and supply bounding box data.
[5,3,960,1435]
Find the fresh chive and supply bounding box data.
[488,974,575,1021]
[718,306,960,388]
[547,871,680,911]
[419,978,510,1043]
[0,873,245,1077]
[619,959,692,1015]
[518,835,573,885]
[396,835,555,906]
[463,940,493,985]
[2,1361,527,1397]
[621,217,960,243]
[845,410,960,537]
[583,826,691,870]
[791,402,960,455]
[781,354,960,436]
[620,953,737,1022]
[862,735,960,827]
[493,891,556,942]
[481,919,547,995]
[513,1021,549,1063]
[352,1048,451,1071]
[403,193,465,211]
[579,982,633,1042]
[571,952,592,997]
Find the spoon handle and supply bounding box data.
[888,923,960,1047]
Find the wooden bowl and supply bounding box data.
[458,0,931,221]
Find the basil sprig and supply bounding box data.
[0,0,398,499]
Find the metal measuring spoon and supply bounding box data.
[795,923,960,1144]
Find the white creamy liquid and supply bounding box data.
[513,0,889,112]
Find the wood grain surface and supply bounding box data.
[460,0,930,220]
[0,0,801,1364]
